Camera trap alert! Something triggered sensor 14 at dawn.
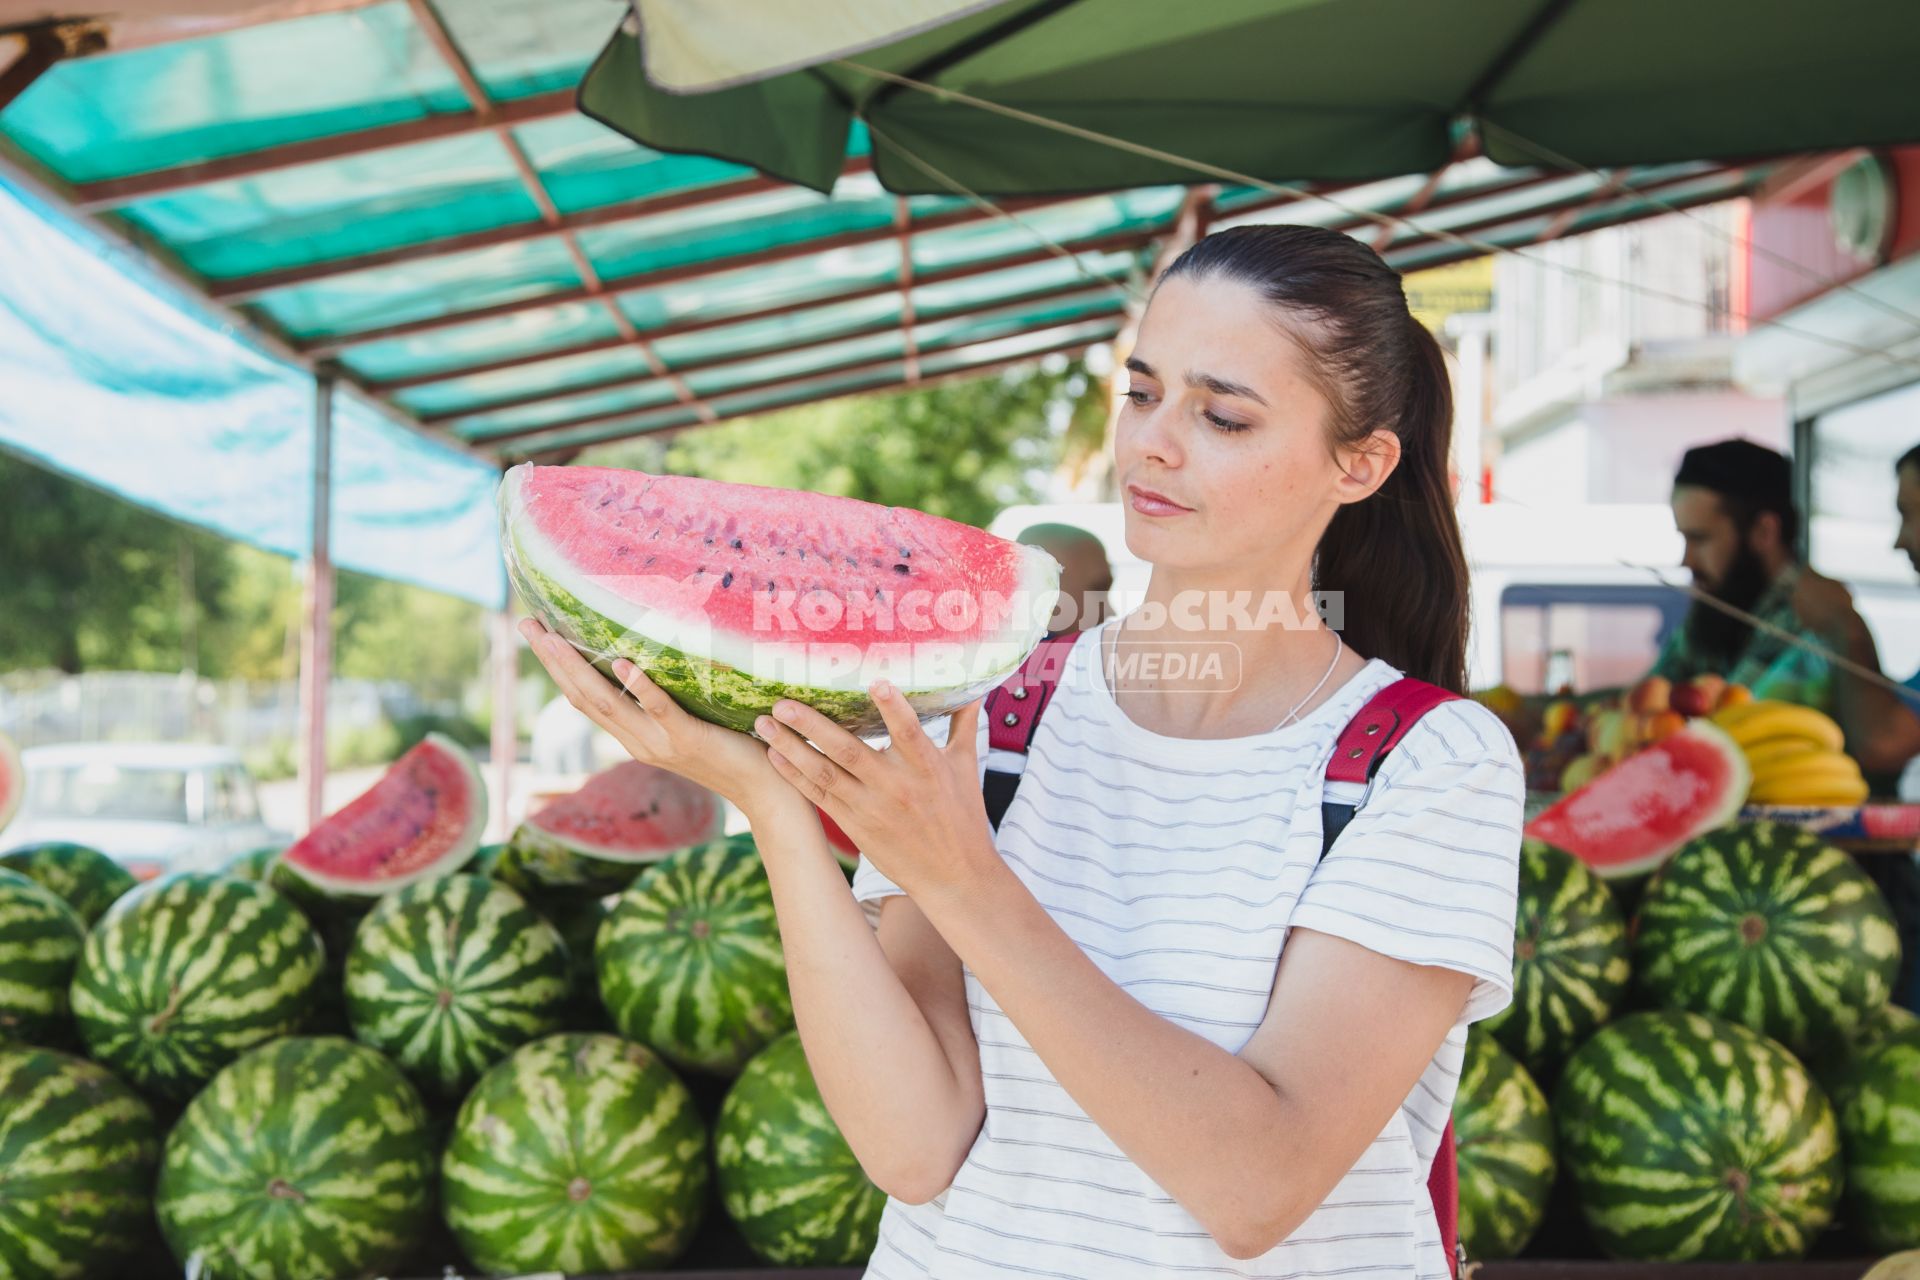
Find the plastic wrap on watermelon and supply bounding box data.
[499,464,1060,739]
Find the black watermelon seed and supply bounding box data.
[892,563,910,575]
[720,571,733,588]
[730,538,743,550]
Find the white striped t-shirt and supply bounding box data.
[851,622,1524,1279]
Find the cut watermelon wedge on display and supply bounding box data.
[0,730,22,836]
[1525,720,1751,881]
[495,760,723,897]
[279,734,487,896]
[500,464,1057,738]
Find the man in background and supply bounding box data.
[1651,439,1845,714]
[1785,442,1920,779]
[1018,522,1114,638]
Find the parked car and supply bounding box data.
[0,743,288,880]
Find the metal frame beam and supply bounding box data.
[404,0,709,421]
[66,86,577,212]
[363,228,1153,393]
[479,318,1123,451]
[299,194,1113,355]
[0,24,69,113]
[207,159,876,303]
[423,279,1130,424]
[519,334,1113,463]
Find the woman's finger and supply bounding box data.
[768,698,877,781]
[756,714,858,800]
[764,733,829,804]
[944,697,984,768]
[870,680,939,771]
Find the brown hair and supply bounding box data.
[1161,224,1471,693]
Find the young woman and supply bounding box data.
[522,223,1523,1278]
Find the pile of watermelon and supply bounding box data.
[0,734,885,1279]
[1448,823,1918,1265]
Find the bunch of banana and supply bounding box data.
[1710,700,1868,804]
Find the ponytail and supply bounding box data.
[1312,314,1470,692]
[1163,226,1471,693]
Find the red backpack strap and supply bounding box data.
[985,632,1081,755]
[1325,676,1462,786]
[1322,676,1467,1278]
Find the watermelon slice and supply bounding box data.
[816,806,860,870]
[280,734,487,897]
[0,729,22,835]
[1525,720,1750,880]
[496,760,723,897]
[500,464,1057,738]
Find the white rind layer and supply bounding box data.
[501,463,1059,696]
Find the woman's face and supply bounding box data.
[1114,274,1368,580]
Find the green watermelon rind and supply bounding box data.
[1634,820,1901,1058]
[155,1036,436,1280]
[0,1046,160,1280]
[0,869,87,1049]
[1482,838,1630,1080]
[1452,1032,1555,1262]
[70,873,326,1101]
[1553,1009,1842,1262]
[716,1029,885,1266]
[343,875,571,1098]
[597,835,794,1077]
[1830,1024,1920,1252]
[441,1032,710,1274]
[0,844,137,927]
[503,469,1056,740]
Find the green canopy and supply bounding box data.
[0,0,1786,462]
[583,0,1920,195]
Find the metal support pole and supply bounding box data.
[1791,414,1816,563]
[297,375,336,832]
[489,609,518,840]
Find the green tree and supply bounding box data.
[0,451,237,673]
[581,358,1103,527]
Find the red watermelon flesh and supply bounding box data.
[525,760,721,862]
[0,730,20,835]
[1525,719,1750,880]
[816,805,860,868]
[500,464,1058,737]
[280,733,487,896]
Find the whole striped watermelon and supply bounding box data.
[220,844,281,883]
[716,1029,883,1265]
[0,870,85,1048]
[1482,838,1629,1080]
[535,892,612,1030]
[70,873,325,1100]
[1811,1003,1920,1094]
[344,874,570,1097]
[1452,1032,1555,1261]
[1554,1010,1841,1260]
[442,1033,709,1273]
[156,1036,435,1280]
[0,1047,160,1280]
[1634,821,1900,1057]
[0,844,135,926]
[598,834,792,1075]
[1829,1024,1920,1251]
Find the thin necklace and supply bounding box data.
[1273,630,1345,730]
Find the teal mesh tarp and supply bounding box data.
[0,172,507,609]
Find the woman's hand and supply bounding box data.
[755,679,994,895]
[518,618,803,823]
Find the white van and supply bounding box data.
[990,502,1920,695]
